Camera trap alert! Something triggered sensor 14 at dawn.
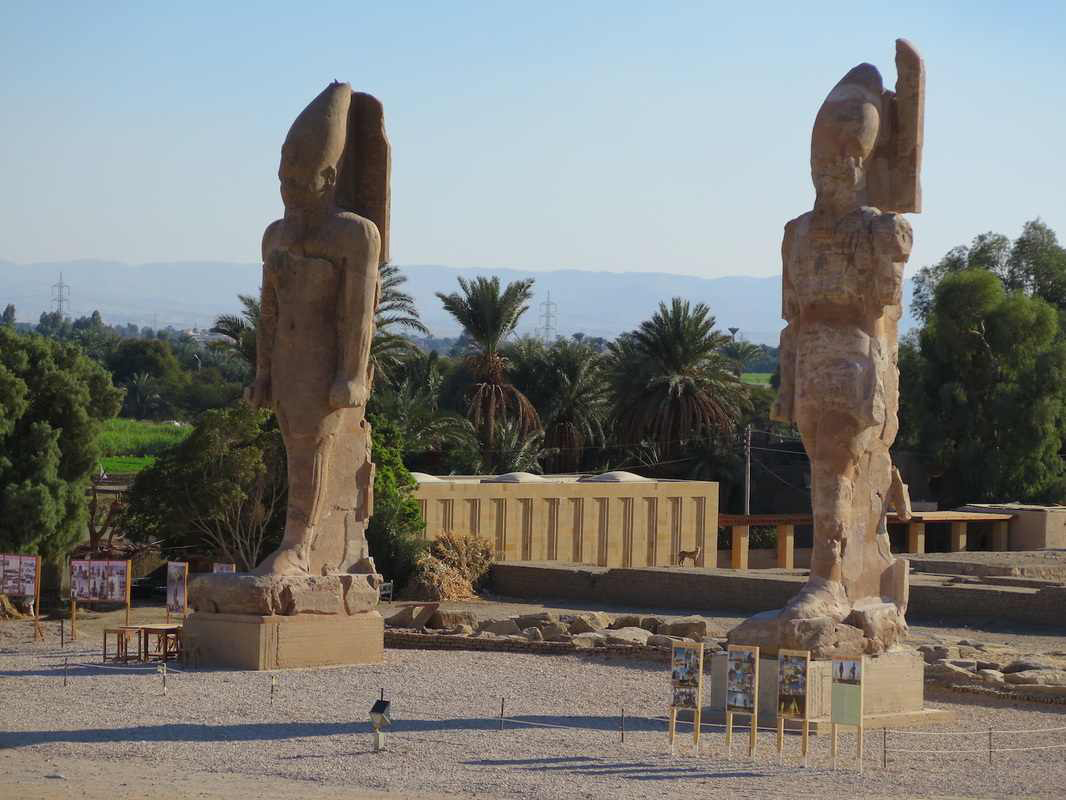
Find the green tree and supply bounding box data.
[2,304,14,327]
[365,414,426,588]
[606,299,748,454]
[906,269,1066,506]
[719,339,763,377]
[0,328,123,557]
[436,276,540,457]
[123,404,287,569]
[210,294,259,366]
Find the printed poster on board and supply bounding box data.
[212,563,236,574]
[777,650,809,719]
[1,555,21,596]
[726,646,758,712]
[831,657,863,726]
[669,643,703,710]
[166,562,188,613]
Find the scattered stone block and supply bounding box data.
[609,614,643,630]
[639,616,664,633]
[660,616,708,640]
[1004,669,1066,686]
[539,622,571,642]
[443,624,474,636]
[978,669,1005,684]
[569,612,611,633]
[479,618,522,636]
[1002,658,1060,674]
[572,632,606,649]
[523,627,544,642]
[604,627,652,646]
[426,609,478,629]
[516,611,558,629]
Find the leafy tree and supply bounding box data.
[2,304,14,327]
[436,276,540,456]
[123,404,287,569]
[905,269,1066,506]
[107,338,182,386]
[0,328,123,557]
[606,299,748,454]
[365,414,426,588]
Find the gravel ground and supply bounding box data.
[4,615,1066,800]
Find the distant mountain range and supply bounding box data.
[0,260,917,346]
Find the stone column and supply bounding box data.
[992,520,1009,551]
[907,521,925,554]
[731,525,750,570]
[776,524,795,569]
[950,521,968,552]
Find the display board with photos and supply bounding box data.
[166,561,189,615]
[1,554,40,598]
[70,559,131,603]
[667,641,704,747]
[725,644,760,757]
[777,649,810,720]
[830,655,865,770]
[212,562,237,574]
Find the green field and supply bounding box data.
[742,372,772,385]
[96,418,190,474]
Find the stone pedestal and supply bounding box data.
[705,649,953,732]
[183,611,384,670]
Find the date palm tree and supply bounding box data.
[607,298,747,455]
[719,339,763,377]
[436,276,540,455]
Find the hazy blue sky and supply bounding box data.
[1,2,1064,277]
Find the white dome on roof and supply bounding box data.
[577,471,650,483]
[481,472,547,483]
[409,472,442,482]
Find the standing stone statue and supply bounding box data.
[729,40,924,658]
[247,81,389,577]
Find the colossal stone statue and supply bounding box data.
[729,40,925,659]
[247,81,389,577]
[184,85,389,668]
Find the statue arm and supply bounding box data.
[246,225,280,408]
[771,220,799,424]
[330,218,381,409]
[872,213,913,307]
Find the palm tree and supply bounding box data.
[606,298,748,455]
[486,418,548,474]
[719,339,763,377]
[508,338,608,472]
[436,277,540,455]
[210,294,259,365]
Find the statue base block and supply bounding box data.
[182,611,383,670]
[703,649,954,732]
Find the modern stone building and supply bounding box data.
[412,472,719,568]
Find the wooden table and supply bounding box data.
[137,623,183,662]
[102,627,143,663]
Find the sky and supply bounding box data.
[1,1,1065,278]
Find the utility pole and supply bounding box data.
[538,291,558,343]
[51,273,70,317]
[744,425,752,515]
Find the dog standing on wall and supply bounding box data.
[677,547,702,567]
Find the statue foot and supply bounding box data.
[251,546,311,577]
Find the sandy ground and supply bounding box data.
[4,601,1066,800]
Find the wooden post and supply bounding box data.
[776,717,784,757]
[124,559,132,626]
[725,710,733,757]
[831,723,838,769]
[33,557,44,642]
[858,725,864,774]
[70,598,77,641]
[776,524,795,569]
[802,719,809,768]
[906,521,925,554]
[731,525,749,570]
[950,521,968,552]
[992,520,1009,551]
[668,707,677,746]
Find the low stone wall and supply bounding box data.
[385,630,672,663]
[491,562,1066,628]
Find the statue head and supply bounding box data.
[810,63,884,210]
[279,82,352,211]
